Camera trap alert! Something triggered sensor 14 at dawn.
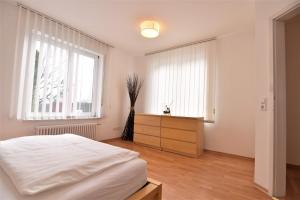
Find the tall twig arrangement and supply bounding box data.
[122,74,142,141]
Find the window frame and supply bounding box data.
[23,32,104,121]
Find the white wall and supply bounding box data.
[0,1,134,141]
[205,30,255,158]
[286,14,300,166]
[100,47,137,140]
[133,56,147,113]
[0,1,5,140]
[254,0,300,194]
[135,29,256,158]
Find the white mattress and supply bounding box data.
[0,134,140,195]
[0,158,147,200]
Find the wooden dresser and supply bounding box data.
[134,113,204,158]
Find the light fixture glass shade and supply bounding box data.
[140,21,160,38]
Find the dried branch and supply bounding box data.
[122,73,143,141]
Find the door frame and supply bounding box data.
[272,3,300,197]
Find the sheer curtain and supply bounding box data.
[145,40,216,120]
[10,5,109,120]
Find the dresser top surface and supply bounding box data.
[135,113,204,121]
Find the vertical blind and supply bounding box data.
[11,5,109,120]
[145,40,216,120]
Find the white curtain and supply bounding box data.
[145,40,216,120]
[10,5,109,120]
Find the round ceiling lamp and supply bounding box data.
[140,20,160,38]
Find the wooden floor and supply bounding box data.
[106,140,271,200]
[283,165,300,200]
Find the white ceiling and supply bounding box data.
[14,0,255,56]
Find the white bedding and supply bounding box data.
[0,158,147,200]
[0,134,140,195]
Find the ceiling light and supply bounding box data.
[140,21,160,38]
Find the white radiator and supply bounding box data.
[35,123,97,140]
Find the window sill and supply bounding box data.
[22,116,102,121]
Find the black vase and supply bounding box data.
[121,108,135,141]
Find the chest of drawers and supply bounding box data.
[133,113,204,157]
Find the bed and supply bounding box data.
[0,134,161,200]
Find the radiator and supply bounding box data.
[35,123,97,140]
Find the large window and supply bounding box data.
[145,41,216,121]
[13,6,108,120]
[25,33,103,120]
[27,36,102,119]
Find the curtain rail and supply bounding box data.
[17,3,114,48]
[145,37,216,56]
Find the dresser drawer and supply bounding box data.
[134,124,160,137]
[134,133,161,148]
[135,115,161,127]
[161,138,197,156]
[161,128,196,143]
[161,116,198,131]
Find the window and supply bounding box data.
[13,6,108,120]
[25,33,103,120]
[145,41,216,121]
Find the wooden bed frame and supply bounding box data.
[127,178,162,200]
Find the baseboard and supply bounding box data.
[287,163,300,169]
[103,140,254,160]
[100,137,122,143]
[254,182,269,195]
[104,140,254,161]
[204,149,254,161]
